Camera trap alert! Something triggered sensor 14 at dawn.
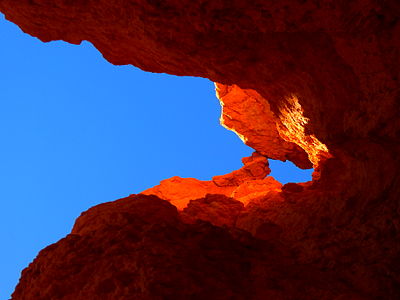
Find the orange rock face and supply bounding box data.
[216,83,314,169]
[142,152,281,208]
[1,1,399,299]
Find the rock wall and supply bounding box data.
[1,1,399,299]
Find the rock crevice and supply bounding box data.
[1,1,399,299]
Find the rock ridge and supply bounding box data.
[1,1,399,299]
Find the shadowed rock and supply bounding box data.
[1,1,399,299]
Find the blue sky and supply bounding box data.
[0,14,312,299]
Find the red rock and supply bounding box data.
[282,182,305,193]
[180,194,244,227]
[141,176,236,209]
[212,152,270,187]
[1,1,399,299]
[216,83,314,169]
[12,195,368,300]
[141,152,280,208]
[231,177,282,205]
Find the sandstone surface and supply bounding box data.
[1,1,399,299]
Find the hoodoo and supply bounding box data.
[1,1,399,299]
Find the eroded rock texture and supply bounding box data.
[15,195,364,300]
[1,0,399,299]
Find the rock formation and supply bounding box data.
[1,0,399,299]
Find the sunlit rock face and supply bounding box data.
[1,1,399,299]
[216,84,314,169]
[141,152,281,208]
